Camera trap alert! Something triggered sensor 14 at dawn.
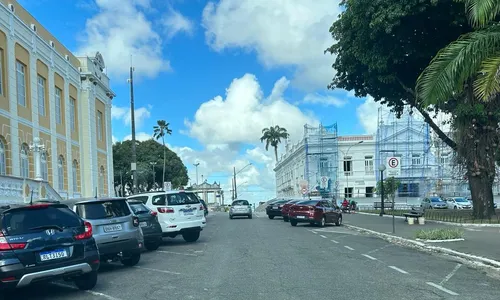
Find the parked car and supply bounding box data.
[229,199,252,219]
[0,202,100,290]
[281,199,303,222]
[421,197,448,209]
[128,190,206,243]
[67,197,144,267]
[266,199,290,219]
[288,199,342,227]
[444,197,472,209]
[127,200,163,251]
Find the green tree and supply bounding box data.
[415,0,500,217]
[260,125,290,160]
[324,0,500,217]
[153,120,172,186]
[113,139,187,192]
[375,177,401,203]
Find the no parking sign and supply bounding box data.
[386,157,401,176]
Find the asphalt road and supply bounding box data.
[4,212,500,300]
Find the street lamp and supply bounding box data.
[193,162,200,185]
[342,141,363,199]
[233,163,252,200]
[379,164,386,216]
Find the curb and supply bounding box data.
[343,223,500,271]
[357,212,500,227]
[415,238,465,243]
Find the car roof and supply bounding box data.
[128,190,197,197]
[68,197,128,205]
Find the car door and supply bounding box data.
[320,201,333,222]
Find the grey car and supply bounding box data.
[229,200,252,219]
[67,197,144,266]
[421,197,448,209]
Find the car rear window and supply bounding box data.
[2,205,82,235]
[129,203,150,215]
[167,193,200,206]
[75,200,131,219]
[232,200,249,206]
[430,198,442,202]
[297,200,319,206]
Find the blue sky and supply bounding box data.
[20,0,379,202]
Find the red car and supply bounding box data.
[288,199,342,227]
[281,199,303,222]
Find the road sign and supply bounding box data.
[386,157,401,177]
[164,182,172,191]
[320,176,329,189]
[302,188,307,194]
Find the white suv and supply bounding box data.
[127,190,206,242]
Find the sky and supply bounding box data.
[19,0,403,204]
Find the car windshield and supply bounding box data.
[430,198,442,202]
[129,203,150,215]
[75,200,131,219]
[232,200,249,206]
[2,205,82,235]
[455,198,467,202]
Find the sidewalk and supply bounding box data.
[343,213,500,261]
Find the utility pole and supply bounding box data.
[129,64,138,194]
[233,166,237,199]
[193,162,200,185]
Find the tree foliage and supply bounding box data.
[260,125,290,160]
[376,177,401,202]
[113,139,188,191]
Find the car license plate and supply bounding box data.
[103,224,122,232]
[297,216,305,219]
[273,206,278,209]
[140,221,148,227]
[40,249,68,261]
[183,209,194,215]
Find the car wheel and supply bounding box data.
[121,253,141,267]
[268,215,275,220]
[248,214,253,219]
[290,220,297,227]
[335,216,342,226]
[74,270,98,290]
[182,231,200,242]
[145,239,161,251]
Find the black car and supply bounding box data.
[199,199,208,216]
[127,200,163,251]
[266,199,290,219]
[0,202,100,290]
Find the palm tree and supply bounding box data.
[153,120,172,187]
[260,125,290,161]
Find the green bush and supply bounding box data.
[415,228,464,240]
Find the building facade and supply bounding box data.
[0,0,114,201]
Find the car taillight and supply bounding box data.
[75,221,93,240]
[133,216,140,227]
[158,207,174,213]
[200,204,204,210]
[0,232,26,251]
[26,204,50,209]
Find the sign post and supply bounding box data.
[386,157,401,177]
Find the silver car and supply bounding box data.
[68,197,144,266]
[229,200,252,219]
[421,197,448,209]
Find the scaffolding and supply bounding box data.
[304,123,339,198]
[375,107,436,201]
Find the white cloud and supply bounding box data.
[202,0,341,90]
[185,73,318,146]
[161,7,195,39]
[123,132,153,142]
[303,92,347,107]
[76,0,170,79]
[111,104,152,129]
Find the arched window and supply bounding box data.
[41,151,48,181]
[20,144,29,178]
[72,160,78,193]
[57,155,64,191]
[99,166,105,196]
[0,138,5,175]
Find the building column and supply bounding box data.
[105,100,113,196]
[63,80,73,196]
[29,137,44,181]
[6,23,19,176]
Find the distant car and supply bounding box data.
[281,199,303,222]
[444,197,471,209]
[266,199,290,219]
[68,197,144,267]
[127,200,163,251]
[288,199,342,227]
[229,200,252,219]
[0,202,100,291]
[421,197,447,209]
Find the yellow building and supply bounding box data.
[0,1,115,201]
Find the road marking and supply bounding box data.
[367,244,393,254]
[389,266,408,274]
[440,264,462,285]
[331,239,339,244]
[464,228,481,232]
[344,246,354,251]
[320,235,327,239]
[362,254,377,261]
[312,231,318,234]
[426,282,459,296]
[52,282,123,300]
[134,266,181,275]
[157,250,198,256]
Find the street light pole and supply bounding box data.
[193,162,200,185]
[379,164,386,216]
[233,163,252,200]
[150,162,157,188]
[129,64,138,194]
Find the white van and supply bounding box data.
[127,190,206,242]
